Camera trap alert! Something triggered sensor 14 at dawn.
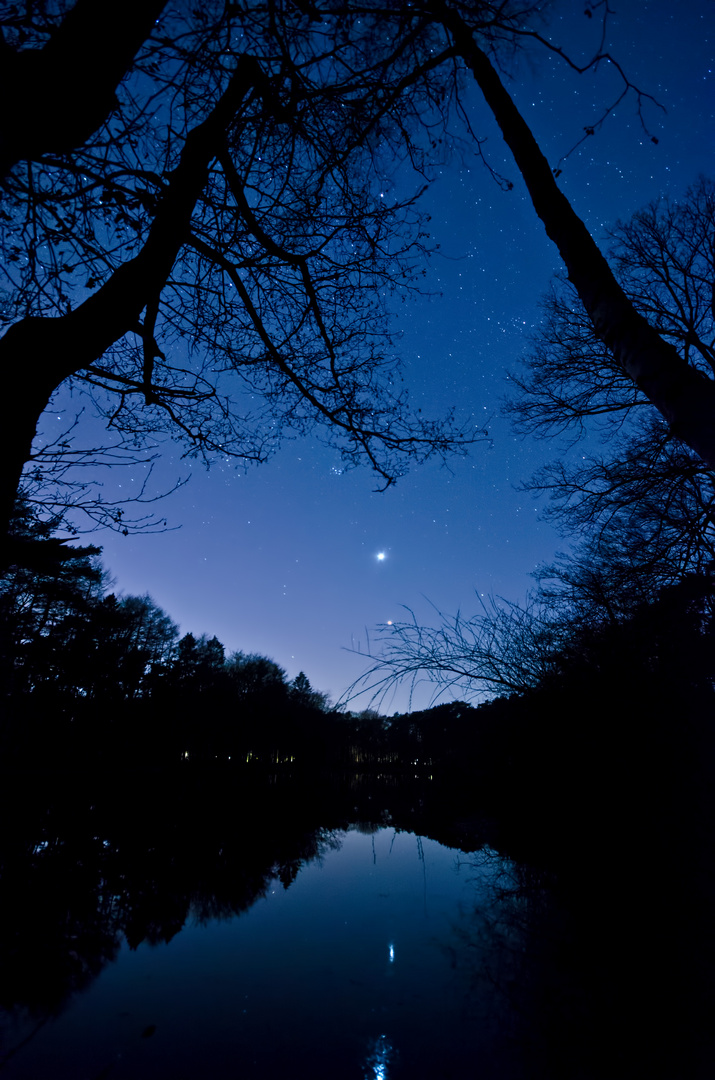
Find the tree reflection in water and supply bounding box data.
[0,766,712,1079]
[451,825,715,1080]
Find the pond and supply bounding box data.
[1,827,519,1079]
[0,769,712,1079]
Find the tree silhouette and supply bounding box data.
[349,594,561,704]
[174,633,226,688]
[1,499,348,766]
[505,179,715,615]
[88,593,179,701]
[290,670,329,712]
[434,5,715,471]
[0,0,167,175]
[0,1,481,547]
[7,0,711,554]
[0,496,103,697]
[354,173,715,703]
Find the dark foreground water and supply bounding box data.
[0,768,713,1079]
[1,829,517,1079]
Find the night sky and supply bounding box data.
[47,1,714,712]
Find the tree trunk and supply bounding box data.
[442,8,715,472]
[0,0,168,176]
[0,56,260,556]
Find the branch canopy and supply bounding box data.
[438,5,715,470]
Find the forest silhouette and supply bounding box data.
[3,496,713,808]
[1,3,714,1075]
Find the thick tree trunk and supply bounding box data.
[0,56,260,556]
[0,0,168,176]
[442,9,715,472]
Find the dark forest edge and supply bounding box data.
[2,502,715,1078]
[2,495,714,834]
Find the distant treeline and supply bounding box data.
[2,499,714,804]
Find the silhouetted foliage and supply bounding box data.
[290,670,330,712]
[0,497,103,702]
[174,632,226,688]
[0,502,347,767]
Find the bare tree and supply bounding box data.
[0,1,478,548]
[432,3,715,470]
[346,595,563,706]
[3,0,712,563]
[351,176,715,706]
[19,409,186,536]
[508,178,715,590]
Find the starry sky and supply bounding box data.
[51,1,714,711]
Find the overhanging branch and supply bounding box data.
[437,3,715,471]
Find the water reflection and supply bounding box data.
[0,768,712,1078]
[363,1033,394,1079]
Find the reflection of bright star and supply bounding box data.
[376,552,386,561]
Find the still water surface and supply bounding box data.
[1,764,711,1080]
[1,828,516,1079]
